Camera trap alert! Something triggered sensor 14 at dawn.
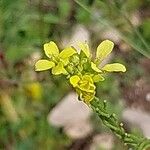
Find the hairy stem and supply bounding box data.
[90,97,150,150]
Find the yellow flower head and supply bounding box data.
[34,40,126,104]
[70,75,96,103]
[35,41,77,75]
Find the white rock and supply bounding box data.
[64,120,93,139]
[146,93,150,102]
[62,24,90,52]
[90,133,114,150]
[101,28,121,44]
[27,51,41,66]
[123,108,150,138]
[48,92,92,139]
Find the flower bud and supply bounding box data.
[70,55,80,66]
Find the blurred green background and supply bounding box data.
[0,0,150,149]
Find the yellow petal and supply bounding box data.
[62,58,69,66]
[93,74,105,82]
[59,47,77,59]
[81,91,95,103]
[44,41,59,58]
[80,83,95,92]
[51,62,67,75]
[79,86,95,93]
[96,40,114,62]
[102,63,126,72]
[91,62,102,73]
[78,42,90,58]
[70,75,80,87]
[35,60,55,71]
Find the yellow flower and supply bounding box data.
[24,82,42,100]
[35,41,77,75]
[79,40,126,73]
[70,75,96,103]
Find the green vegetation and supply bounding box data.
[0,0,149,149]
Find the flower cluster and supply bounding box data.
[35,40,126,104]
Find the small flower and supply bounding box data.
[79,40,126,74]
[70,75,96,103]
[95,40,126,72]
[24,82,42,100]
[35,41,77,75]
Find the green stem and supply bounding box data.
[74,0,150,58]
[121,13,150,52]
[90,97,150,150]
[109,0,150,53]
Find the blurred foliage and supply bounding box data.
[0,0,149,149]
[76,0,150,58]
[140,18,150,43]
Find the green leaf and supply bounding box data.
[58,0,71,19]
[44,14,60,24]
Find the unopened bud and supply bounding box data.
[70,55,80,65]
